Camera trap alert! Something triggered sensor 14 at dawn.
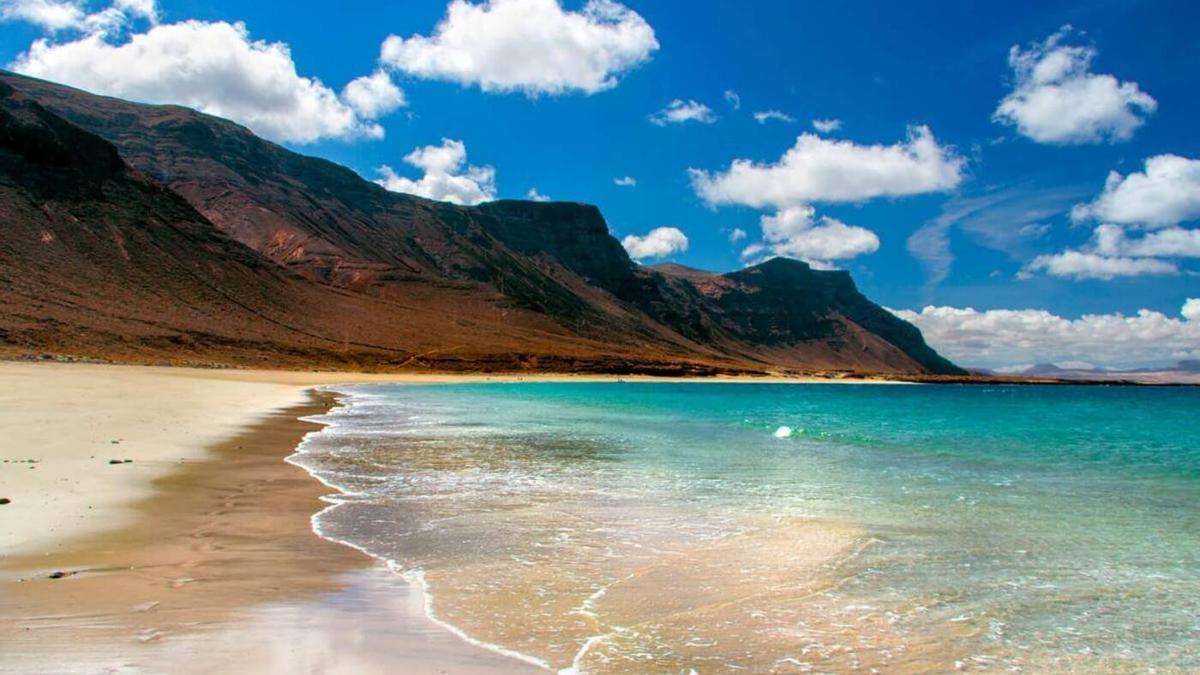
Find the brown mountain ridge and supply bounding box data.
[0,71,964,376]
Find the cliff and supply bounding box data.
[0,71,963,376]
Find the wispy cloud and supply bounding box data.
[812,118,841,133]
[908,185,1089,292]
[753,109,794,124]
[649,99,716,126]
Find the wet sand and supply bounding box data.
[0,386,533,673]
[0,362,893,673]
[0,362,894,558]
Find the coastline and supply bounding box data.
[0,359,901,557]
[289,383,876,672]
[0,366,536,673]
[0,361,882,673]
[8,361,1167,671]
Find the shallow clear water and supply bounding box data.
[292,383,1200,672]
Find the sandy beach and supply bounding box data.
[0,361,879,673]
[4,361,1180,672]
[0,362,545,673]
[0,363,868,559]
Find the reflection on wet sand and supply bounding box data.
[297,391,974,672]
[0,394,524,674]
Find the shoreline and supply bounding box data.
[8,355,1192,387]
[287,389,559,672]
[0,361,879,673]
[4,359,1101,673]
[0,373,534,673]
[287,383,874,672]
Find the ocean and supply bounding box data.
[289,382,1200,672]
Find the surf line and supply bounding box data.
[286,388,556,672]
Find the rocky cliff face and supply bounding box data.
[0,82,700,371]
[0,71,964,376]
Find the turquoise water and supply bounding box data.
[292,383,1200,672]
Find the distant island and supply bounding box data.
[975,360,1200,385]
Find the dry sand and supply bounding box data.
[0,361,882,673]
[0,363,537,673]
[0,360,886,558]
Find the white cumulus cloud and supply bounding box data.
[1071,154,1200,228]
[1023,155,1200,281]
[993,27,1156,144]
[525,187,550,202]
[375,138,496,205]
[4,0,155,42]
[1021,220,1199,281]
[113,0,156,20]
[649,99,716,126]
[0,0,157,32]
[621,226,688,261]
[1093,224,1200,258]
[753,109,794,124]
[379,0,657,96]
[10,18,395,143]
[689,125,964,209]
[0,0,87,31]
[892,302,1200,370]
[340,69,406,120]
[723,89,740,110]
[613,175,636,187]
[1183,298,1200,322]
[812,118,841,133]
[728,227,747,243]
[744,206,879,268]
[1023,250,1177,280]
[694,126,958,268]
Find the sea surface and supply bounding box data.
[290,382,1200,673]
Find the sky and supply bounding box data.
[1,0,1198,370]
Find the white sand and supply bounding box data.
[0,362,445,557]
[0,363,305,556]
[0,361,884,558]
[0,360,888,674]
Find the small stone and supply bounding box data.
[108,459,123,465]
[0,498,10,505]
[48,571,66,579]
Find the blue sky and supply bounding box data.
[2,0,1198,368]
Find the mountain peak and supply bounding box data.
[0,71,963,376]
